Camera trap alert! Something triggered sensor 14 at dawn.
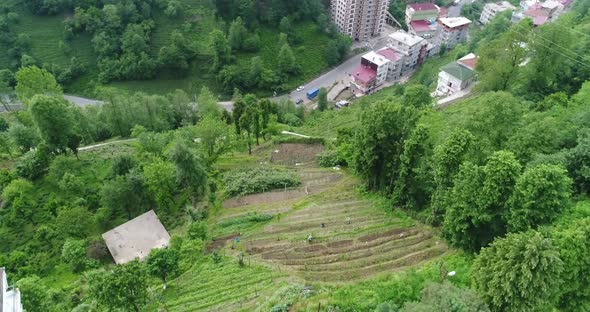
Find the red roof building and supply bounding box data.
[376,47,402,62]
[351,64,377,93]
[408,3,439,11]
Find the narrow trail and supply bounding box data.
[78,138,137,151]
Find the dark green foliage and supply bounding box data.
[61,239,97,273]
[352,99,419,192]
[473,231,563,312]
[403,85,432,109]
[87,260,149,312]
[14,148,49,180]
[169,142,207,205]
[222,166,301,197]
[187,221,208,240]
[16,275,50,312]
[393,124,432,210]
[55,206,95,238]
[553,218,590,311]
[507,164,572,231]
[29,95,77,153]
[100,170,150,220]
[567,129,590,195]
[110,154,136,177]
[443,151,521,251]
[317,88,328,111]
[147,247,180,288]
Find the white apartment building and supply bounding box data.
[1,268,23,312]
[480,1,516,24]
[330,0,391,41]
[438,17,472,49]
[387,31,428,72]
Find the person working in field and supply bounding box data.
[307,234,313,243]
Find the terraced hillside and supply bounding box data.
[159,143,450,311]
[215,143,449,283]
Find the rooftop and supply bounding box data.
[1,267,23,312]
[408,3,439,11]
[377,47,402,62]
[388,31,426,47]
[484,1,516,10]
[457,53,478,70]
[542,0,561,9]
[352,64,377,84]
[441,62,476,81]
[102,210,171,264]
[439,17,472,28]
[410,20,437,32]
[362,51,390,66]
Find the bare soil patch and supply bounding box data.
[270,143,325,165]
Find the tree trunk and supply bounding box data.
[246,132,252,155]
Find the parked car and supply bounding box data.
[453,0,460,5]
[296,99,304,105]
[296,86,305,92]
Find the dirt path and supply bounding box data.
[78,138,137,151]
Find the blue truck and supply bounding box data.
[306,88,319,100]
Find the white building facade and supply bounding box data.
[330,0,391,41]
[479,1,516,24]
[438,17,472,49]
[387,31,428,73]
[1,268,23,312]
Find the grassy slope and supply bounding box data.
[2,0,332,98]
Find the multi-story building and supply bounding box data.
[405,2,440,25]
[377,47,403,80]
[330,0,391,41]
[438,17,472,49]
[435,53,477,95]
[387,31,428,72]
[351,51,389,93]
[1,268,23,312]
[479,1,516,24]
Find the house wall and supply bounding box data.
[405,8,438,24]
[331,0,390,41]
[440,25,469,49]
[436,71,473,94]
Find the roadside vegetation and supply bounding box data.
[0,1,589,312]
[0,0,351,97]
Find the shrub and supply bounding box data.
[62,239,98,273]
[218,212,273,228]
[222,166,301,197]
[187,221,208,240]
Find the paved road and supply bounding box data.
[0,94,104,113]
[280,29,394,105]
[448,0,469,18]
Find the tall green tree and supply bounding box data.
[228,17,247,51]
[278,43,298,75]
[352,100,418,192]
[29,95,77,153]
[147,247,180,289]
[507,164,572,231]
[567,129,590,195]
[553,218,590,312]
[430,129,474,224]
[196,86,221,119]
[169,142,207,206]
[317,87,328,111]
[443,151,521,251]
[143,159,177,212]
[476,20,531,92]
[15,66,62,107]
[209,29,232,71]
[87,261,149,312]
[403,85,432,109]
[393,124,432,210]
[194,114,230,163]
[472,231,563,312]
[16,276,50,312]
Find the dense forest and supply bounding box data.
[0,0,351,96]
[0,0,589,311]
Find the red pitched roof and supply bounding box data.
[352,65,376,84]
[377,48,401,62]
[409,3,438,11]
[458,57,477,70]
[533,15,549,26]
[410,20,434,32]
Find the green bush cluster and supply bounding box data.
[222,166,301,197]
[218,212,274,228]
